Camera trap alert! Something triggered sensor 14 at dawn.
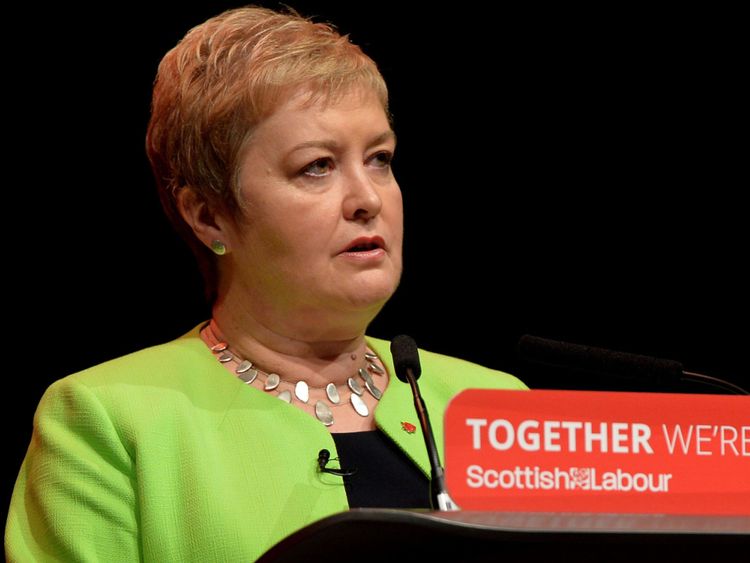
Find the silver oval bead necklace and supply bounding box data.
[202,322,385,426]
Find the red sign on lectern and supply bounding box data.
[444,390,749,515]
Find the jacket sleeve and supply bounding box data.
[6,377,140,562]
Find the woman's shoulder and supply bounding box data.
[35,324,234,436]
[366,336,528,392]
[40,324,228,420]
[418,347,528,392]
[63,324,212,388]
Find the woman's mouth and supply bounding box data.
[339,236,387,261]
[341,236,386,254]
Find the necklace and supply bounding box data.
[201,322,385,427]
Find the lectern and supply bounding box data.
[257,509,749,562]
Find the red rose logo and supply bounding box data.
[570,467,591,489]
[401,422,417,434]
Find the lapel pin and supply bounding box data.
[401,421,416,434]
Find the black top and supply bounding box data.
[331,430,431,509]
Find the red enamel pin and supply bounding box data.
[401,421,416,434]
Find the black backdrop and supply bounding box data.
[5,1,746,518]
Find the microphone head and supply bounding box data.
[390,334,422,382]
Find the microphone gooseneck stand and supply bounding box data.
[518,334,749,395]
[391,335,458,511]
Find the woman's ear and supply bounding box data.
[177,188,231,253]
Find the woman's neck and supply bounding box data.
[210,306,371,388]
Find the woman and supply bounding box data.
[6,6,526,561]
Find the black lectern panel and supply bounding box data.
[258,509,749,562]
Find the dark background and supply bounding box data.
[5,2,746,518]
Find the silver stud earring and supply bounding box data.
[210,240,227,255]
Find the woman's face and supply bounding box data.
[222,87,403,338]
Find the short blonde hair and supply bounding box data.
[146,6,389,303]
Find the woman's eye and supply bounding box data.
[302,158,334,177]
[369,151,393,168]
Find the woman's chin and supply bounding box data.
[339,278,399,314]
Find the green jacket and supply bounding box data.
[6,327,526,562]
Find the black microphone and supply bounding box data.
[317,449,356,477]
[518,334,749,395]
[390,335,458,511]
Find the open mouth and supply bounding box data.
[342,236,385,254]
[347,242,381,252]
